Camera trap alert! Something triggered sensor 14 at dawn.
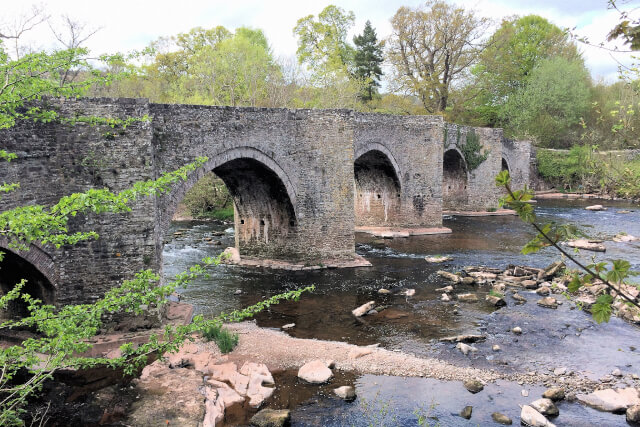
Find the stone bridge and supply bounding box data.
[0,98,531,308]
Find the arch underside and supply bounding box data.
[0,248,55,319]
[354,149,401,226]
[443,149,468,210]
[214,158,297,258]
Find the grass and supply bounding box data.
[201,323,239,353]
[195,206,234,221]
[488,289,504,298]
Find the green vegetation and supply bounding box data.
[536,146,640,198]
[459,129,489,170]
[181,172,234,220]
[202,323,239,353]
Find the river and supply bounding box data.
[163,199,640,426]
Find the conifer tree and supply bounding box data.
[353,20,383,101]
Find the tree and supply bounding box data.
[353,20,383,101]
[293,5,355,81]
[500,57,591,147]
[386,0,489,113]
[471,15,581,127]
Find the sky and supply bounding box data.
[0,0,635,82]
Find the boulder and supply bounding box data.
[492,412,512,425]
[542,387,565,401]
[463,379,484,394]
[627,404,640,423]
[486,295,506,307]
[221,247,241,263]
[492,283,506,294]
[461,276,476,286]
[585,204,607,211]
[567,239,606,252]
[437,270,462,283]
[460,405,473,419]
[521,405,556,427]
[425,255,453,263]
[240,362,275,408]
[334,385,356,401]
[537,297,558,309]
[577,387,640,412]
[468,271,497,282]
[531,398,559,417]
[457,293,479,303]
[522,279,539,289]
[250,409,291,427]
[542,261,565,278]
[352,301,376,317]
[298,360,333,384]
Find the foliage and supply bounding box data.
[496,169,639,324]
[607,0,640,50]
[181,172,233,219]
[293,5,356,81]
[536,146,640,198]
[500,57,591,146]
[469,15,580,127]
[459,129,488,170]
[353,20,384,101]
[202,322,239,353]
[386,0,489,113]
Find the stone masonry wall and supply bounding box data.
[354,113,444,228]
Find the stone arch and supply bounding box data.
[443,148,469,210]
[502,157,510,172]
[0,245,56,318]
[354,145,402,226]
[162,147,298,258]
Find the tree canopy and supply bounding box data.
[353,20,384,101]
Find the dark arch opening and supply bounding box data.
[443,149,468,210]
[169,157,297,259]
[502,158,510,172]
[354,150,401,226]
[0,250,55,319]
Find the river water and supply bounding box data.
[163,199,640,426]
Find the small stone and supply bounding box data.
[425,255,452,263]
[632,374,639,380]
[627,404,640,423]
[352,301,376,317]
[435,285,454,293]
[281,323,295,330]
[378,288,391,294]
[512,293,527,303]
[460,405,472,419]
[542,387,565,401]
[250,409,291,427]
[441,293,451,302]
[456,342,478,356]
[522,389,529,397]
[512,326,522,334]
[553,367,566,376]
[492,412,512,425]
[463,379,484,394]
[492,345,501,352]
[537,297,558,309]
[585,204,606,211]
[437,270,462,283]
[522,279,539,289]
[612,368,623,377]
[334,386,356,401]
[403,288,416,296]
[531,398,559,416]
[234,289,242,295]
[536,286,551,296]
[461,276,475,286]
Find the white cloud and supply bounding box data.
[0,0,634,82]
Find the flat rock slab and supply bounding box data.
[439,334,486,343]
[567,239,606,252]
[585,204,607,211]
[577,387,640,413]
[250,409,291,427]
[298,360,333,384]
[356,226,452,237]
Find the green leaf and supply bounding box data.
[592,294,613,323]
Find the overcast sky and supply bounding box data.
[0,0,634,82]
